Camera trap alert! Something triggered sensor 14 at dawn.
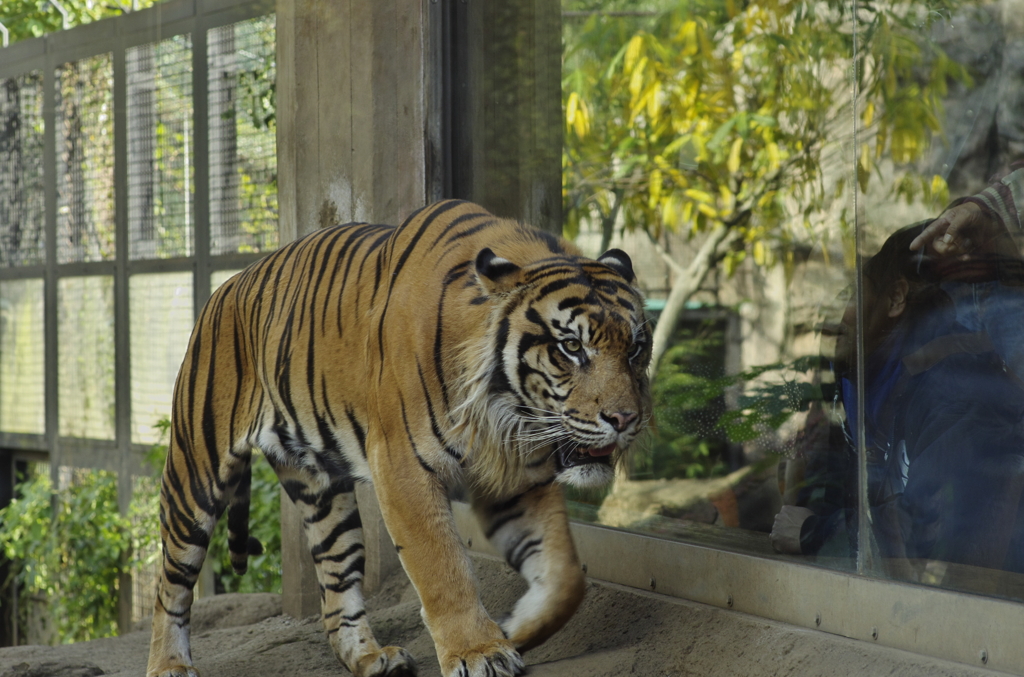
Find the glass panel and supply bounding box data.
[852,4,1024,598]
[58,276,115,439]
[127,35,194,260]
[208,16,278,256]
[561,3,857,563]
[561,0,1024,601]
[56,55,116,264]
[130,273,193,444]
[0,72,46,267]
[0,279,45,434]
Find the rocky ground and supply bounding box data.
[0,553,1012,677]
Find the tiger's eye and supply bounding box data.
[562,338,582,353]
[628,341,645,360]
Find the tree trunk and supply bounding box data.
[647,223,740,377]
[598,189,624,253]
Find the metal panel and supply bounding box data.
[40,26,121,70]
[57,275,116,440]
[129,272,192,445]
[191,15,210,313]
[0,41,47,80]
[0,265,45,280]
[55,436,117,470]
[54,261,117,276]
[43,46,59,492]
[120,0,197,42]
[202,0,276,29]
[207,15,278,256]
[0,433,46,453]
[126,34,194,260]
[44,17,118,55]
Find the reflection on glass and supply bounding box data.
[130,273,193,444]
[0,279,45,434]
[786,190,1024,590]
[58,276,115,439]
[562,0,1024,598]
[127,35,194,260]
[562,0,856,556]
[0,72,46,268]
[56,55,115,264]
[208,16,278,256]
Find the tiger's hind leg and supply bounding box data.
[276,466,416,677]
[474,480,586,652]
[147,441,252,677]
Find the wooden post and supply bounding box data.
[275,0,430,617]
[274,0,563,614]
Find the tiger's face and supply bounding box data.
[474,247,652,488]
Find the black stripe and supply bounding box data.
[429,210,495,250]
[485,510,525,539]
[391,200,467,289]
[324,577,362,594]
[416,360,462,461]
[311,509,363,560]
[345,407,367,458]
[400,396,437,474]
[490,317,512,394]
[509,537,543,571]
[318,542,365,563]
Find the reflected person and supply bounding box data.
[771,171,1024,571]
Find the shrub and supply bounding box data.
[0,467,133,643]
[0,418,282,644]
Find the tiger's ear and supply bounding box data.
[475,248,524,296]
[598,248,635,283]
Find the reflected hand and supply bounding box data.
[909,202,1018,259]
[769,505,814,554]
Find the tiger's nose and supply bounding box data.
[601,411,637,432]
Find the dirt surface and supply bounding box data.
[0,554,1012,677]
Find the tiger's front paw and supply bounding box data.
[355,646,417,677]
[147,664,199,677]
[441,640,524,677]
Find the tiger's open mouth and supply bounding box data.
[556,440,616,468]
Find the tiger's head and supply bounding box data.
[454,244,652,492]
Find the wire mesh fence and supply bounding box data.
[0,8,277,445]
[208,16,278,256]
[127,35,195,260]
[0,2,279,644]
[129,272,193,445]
[57,275,115,440]
[0,72,46,268]
[55,55,116,265]
[0,279,45,434]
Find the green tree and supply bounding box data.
[0,468,133,643]
[563,0,970,373]
[1,0,157,44]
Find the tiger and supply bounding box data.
[146,199,652,677]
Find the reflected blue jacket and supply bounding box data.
[800,295,1024,570]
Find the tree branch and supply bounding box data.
[647,222,742,377]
